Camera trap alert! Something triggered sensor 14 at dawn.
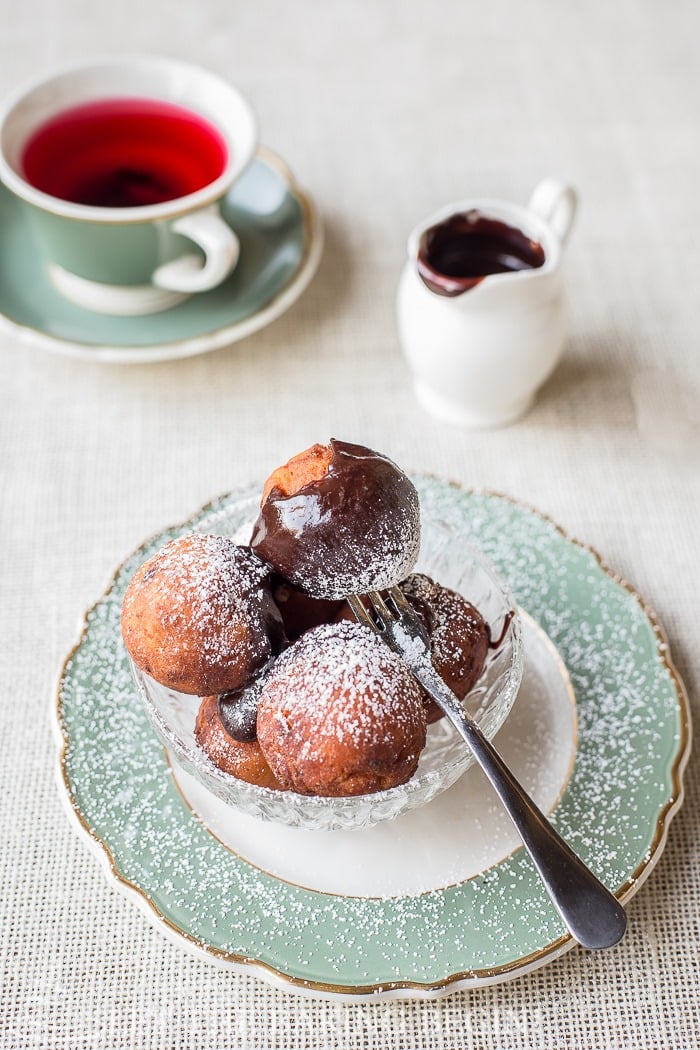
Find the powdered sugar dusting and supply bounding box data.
[124,535,269,637]
[296,490,421,599]
[402,572,487,682]
[122,534,279,689]
[259,620,425,749]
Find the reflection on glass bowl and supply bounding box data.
[130,494,523,831]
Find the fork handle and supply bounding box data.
[414,664,627,950]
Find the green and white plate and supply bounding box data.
[0,148,322,364]
[54,479,690,1000]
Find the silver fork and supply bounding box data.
[348,586,628,951]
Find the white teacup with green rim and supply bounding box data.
[0,56,258,315]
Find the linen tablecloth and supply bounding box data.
[1,1,698,1046]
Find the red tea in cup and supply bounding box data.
[21,97,229,208]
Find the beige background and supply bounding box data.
[1,1,698,1047]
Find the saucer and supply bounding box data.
[55,478,690,1000]
[0,148,322,363]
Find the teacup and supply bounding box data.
[397,180,578,427]
[0,56,258,315]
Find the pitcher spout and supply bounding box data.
[416,263,483,297]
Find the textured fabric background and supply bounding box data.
[1,2,698,1047]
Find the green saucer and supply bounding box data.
[55,479,690,1000]
[0,149,322,363]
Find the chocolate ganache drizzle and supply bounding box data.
[250,439,421,600]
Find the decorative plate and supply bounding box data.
[54,478,690,1000]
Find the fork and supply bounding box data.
[348,586,628,950]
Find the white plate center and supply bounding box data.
[171,614,577,897]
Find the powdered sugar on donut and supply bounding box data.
[121,534,282,694]
[299,495,421,599]
[256,620,427,795]
[401,572,486,670]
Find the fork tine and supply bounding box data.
[367,590,396,622]
[347,594,376,631]
[387,584,412,613]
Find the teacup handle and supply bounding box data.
[153,205,240,293]
[528,180,578,245]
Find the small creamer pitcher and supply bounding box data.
[397,180,578,427]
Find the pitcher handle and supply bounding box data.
[528,180,578,245]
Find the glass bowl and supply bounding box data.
[130,491,523,831]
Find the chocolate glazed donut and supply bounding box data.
[250,439,421,600]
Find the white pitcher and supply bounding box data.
[396,180,578,427]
